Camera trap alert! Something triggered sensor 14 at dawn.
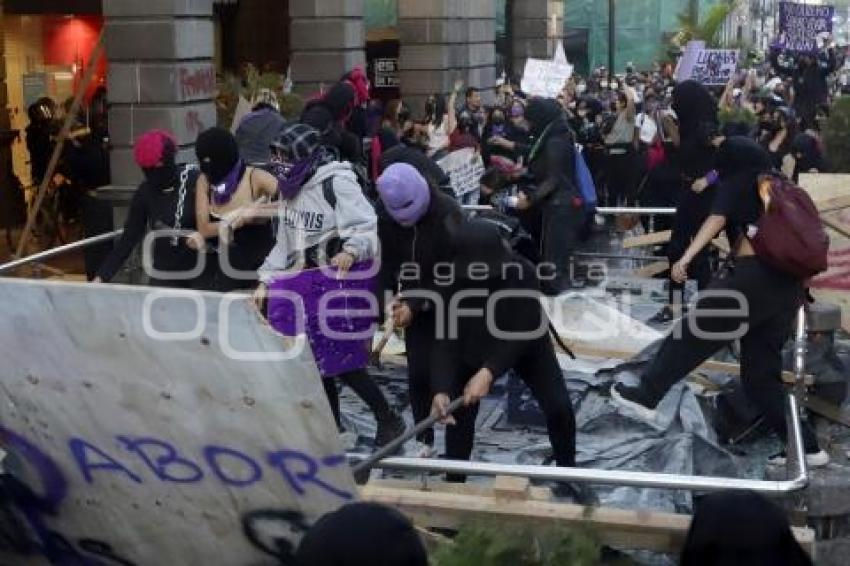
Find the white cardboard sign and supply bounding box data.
[437,147,486,200]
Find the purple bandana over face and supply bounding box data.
[211,159,246,206]
[278,154,318,200]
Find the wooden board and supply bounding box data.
[564,342,811,385]
[360,480,815,556]
[0,279,355,565]
[633,260,669,278]
[623,230,672,249]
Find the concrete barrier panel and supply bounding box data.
[0,279,354,565]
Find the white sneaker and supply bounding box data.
[767,450,830,468]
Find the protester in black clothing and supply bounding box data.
[188,127,278,292]
[376,162,464,458]
[612,136,828,468]
[770,46,838,130]
[791,132,823,182]
[652,81,719,322]
[516,98,583,295]
[481,106,529,169]
[25,98,57,186]
[427,221,579,497]
[93,130,206,288]
[379,144,453,197]
[295,503,428,566]
[681,490,813,566]
[763,106,798,178]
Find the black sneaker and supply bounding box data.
[552,482,599,506]
[610,383,659,421]
[374,412,406,448]
[767,449,829,468]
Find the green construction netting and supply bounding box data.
[564,0,726,75]
[365,0,507,34]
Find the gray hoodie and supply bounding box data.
[258,161,377,283]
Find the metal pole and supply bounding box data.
[0,230,123,275]
[596,207,677,215]
[572,252,663,262]
[461,206,678,216]
[608,0,616,81]
[788,305,809,479]
[351,392,808,494]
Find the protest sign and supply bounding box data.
[521,41,574,98]
[438,147,485,203]
[690,49,739,85]
[675,41,738,85]
[777,2,834,52]
[0,279,355,565]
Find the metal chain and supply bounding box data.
[171,164,197,246]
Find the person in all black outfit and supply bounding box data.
[93,130,207,288]
[612,136,828,469]
[376,162,464,458]
[652,81,719,322]
[426,221,581,499]
[516,98,584,295]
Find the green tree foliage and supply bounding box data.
[673,0,740,48]
[823,97,850,173]
[430,522,637,566]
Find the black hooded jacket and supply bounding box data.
[377,188,464,317]
[524,99,577,207]
[429,220,552,392]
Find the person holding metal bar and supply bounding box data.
[424,219,586,500]
[375,162,465,459]
[612,136,828,468]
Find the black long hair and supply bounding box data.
[429,94,448,129]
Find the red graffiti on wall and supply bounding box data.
[180,67,216,100]
[185,111,205,136]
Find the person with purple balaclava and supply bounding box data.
[375,162,464,458]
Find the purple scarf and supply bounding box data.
[277,154,319,200]
[211,159,246,206]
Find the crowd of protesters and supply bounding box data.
[76,39,847,566]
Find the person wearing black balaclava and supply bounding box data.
[680,490,814,566]
[515,98,583,296]
[187,127,278,292]
[423,219,585,502]
[613,136,827,469]
[93,129,207,288]
[652,80,719,323]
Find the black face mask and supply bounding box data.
[143,164,179,190]
[195,127,240,185]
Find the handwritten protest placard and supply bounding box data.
[521,41,574,98]
[690,49,739,85]
[675,41,738,85]
[778,2,834,52]
[0,279,355,565]
[438,148,485,203]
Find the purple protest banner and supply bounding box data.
[267,261,377,378]
[778,2,834,53]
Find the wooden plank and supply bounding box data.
[360,483,815,555]
[816,194,850,214]
[804,396,850,428]
[492,475,531,500]
[623,230,671,249]
[565,341,811,385]
[633,260,669,278]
